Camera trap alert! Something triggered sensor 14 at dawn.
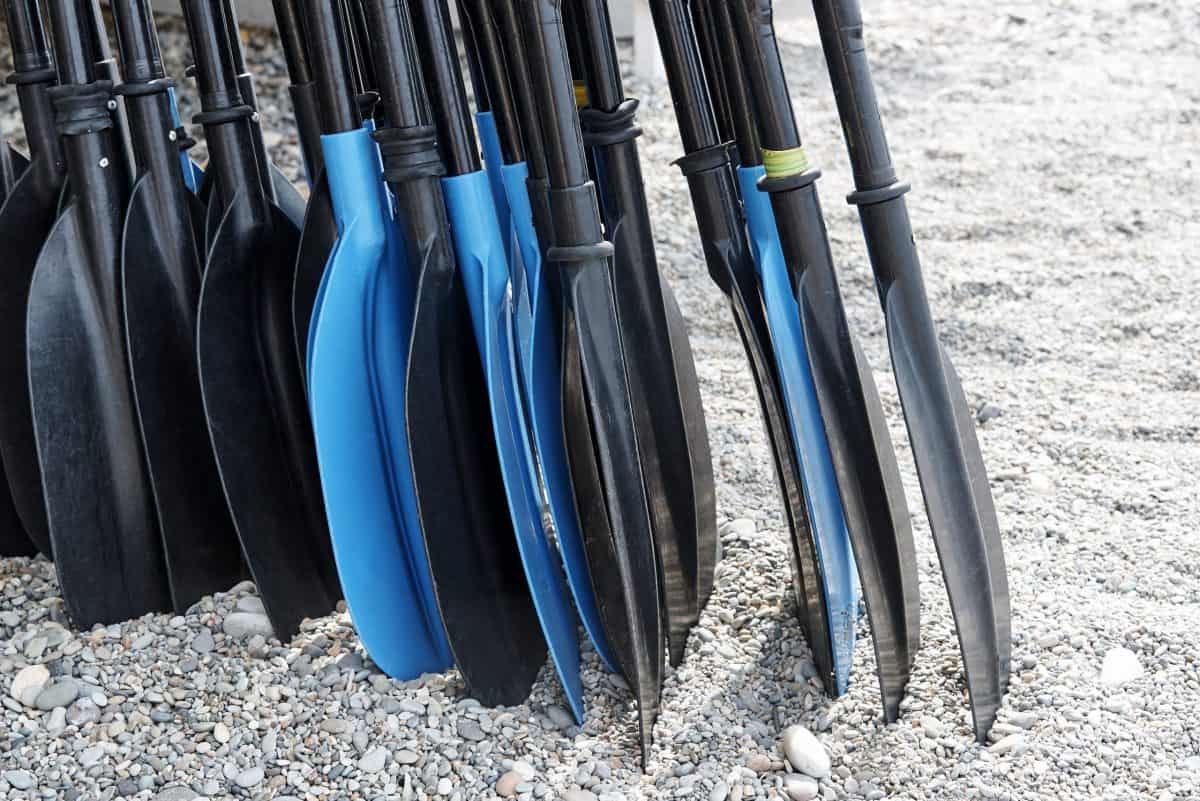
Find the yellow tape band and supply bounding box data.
[762,147,810,178]
[573,80,589,108]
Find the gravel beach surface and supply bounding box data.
[2,0,1198,799]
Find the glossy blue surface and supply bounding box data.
[740,164,860,693]
[308,127,454,678]
[443,170,585,721]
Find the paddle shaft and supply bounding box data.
[5,0,59,165]
[304,0,360,134]
[271,0,324,180]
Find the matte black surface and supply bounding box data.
[184,0,341,639]
[291,168,334,377]
[270,0,325,180]
[812,0,1008,739]
[571,0,715,669]
[0,0,66,559]
[518,0,662,762]
[645,0,836,690]
[386,0,547,704]
[729,0,919,721]
[116,0,245,612]
[28,0,170,625]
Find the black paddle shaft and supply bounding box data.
[518,0,663,764]
[458,0,522,163]
[408,0,479,175]
[570,0,715,670]
[644,0,836,691]
[303,0,360,134]
[812,0,1010,740]
[270,0,324,180]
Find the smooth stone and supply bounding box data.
[512,761,535,780]
[130,632,155,650]
[1007,712,1038,729]
[4,770,34,790]
[35,680,79,711]
[458,719,485,741]
[320,718,350,734]
[46,706,67,735]
[546,705,575,730]
[66,698,101,727]
[395,749,421,765]
[153,785,198,801]
[436,777,453,795]
[213,722,231,744]
[784,774,819,801]
[223,612,274,640]
[746,754,773,773]
[563,791,598,801]
[236,596,267,614]
[709,782,729,801]
[235,766,265,788]
[1101,647,1144,687]
[79,746,105,767]
[989,734,1024,755]
[781,726,830,779]
[190,630,215,654]
[496,770,523,797]
[359,747,388,773]
[10,664,50,706]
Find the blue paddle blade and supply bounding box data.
[165,86,202,194]
[443,170,585,722]
[476,111,514,265]
[740,165,860,693]
[309,127,453,678]
[502,161,621,675]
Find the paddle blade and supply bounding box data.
[27,204,171,625]
[292,171,335,380]
[1,142,28,205]
[884,286,1008,740]
[123,174,245,611]
[271,163,308,229]
[0,158,65,557]
[198,194,341,639]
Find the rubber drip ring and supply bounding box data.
[6,67,56,86]
[847,181,910,207]
[194,104,254,127]
[673,142,733,177]
[546,241,614,263]
[114,77,176,98]
[373,125,446,183]
[49,82,114,136]
[579,98,642,147]
[356,91,380,119]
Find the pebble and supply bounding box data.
[10,664,49,706]
[395,749,421,765]
[35,679,79,711]
[66,697,100,727]
[3,770,34,790]
[235,766,264,788]
[563,791,597,801]
[190,629,215,653]
[223,612,275,640]
[783,774,820,801]
[359,747,388,773]
[546,705,575,730]
[437,777,453,795]
[746,754,773,773]
[1100,647,1144,687]
[710,781,730,801]
[989,734,1024,755]
[496,770,523,797]
[781,726,831,779]
[213,721,231,743]
[458,718,486,741]
[46,705,67,735]
[236,595,267,614]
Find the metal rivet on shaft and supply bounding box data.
[99,157,110,168]
[107,100,117,111]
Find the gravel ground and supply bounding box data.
[3,1,1199,799]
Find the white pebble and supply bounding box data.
[781,726,830,779]
[1100,647,1144,687]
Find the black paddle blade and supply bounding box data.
[0,156,64,558]
[27,203,171,626]
[271,163,308,229]
[883,284,1008,739]
[797,264,920,723]
[406,233,547,706]
[292,170,335,378]
[0,143,35,557]
[123,174,245,610]
[659,281,718,611]
[564,264,663,763]
[198,194,341,639]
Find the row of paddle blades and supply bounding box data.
[0,0,1010,762]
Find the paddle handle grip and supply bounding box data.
[812,0,897,191]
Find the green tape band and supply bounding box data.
[762,147,810,178]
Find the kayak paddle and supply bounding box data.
[811,0,1010,739]
[569,0,717,669]
[27,0,171,626]
[114,0,245,612]
[303,0,454,679]
[0,0,62,560]
[186,0,341,639]
[692,0,862,696]
[517,0,664,760]
[272,0,325,186]
[728,0,920,720]
[646,0,839,693]
[362,0,546,705]
[409,0,586,722]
